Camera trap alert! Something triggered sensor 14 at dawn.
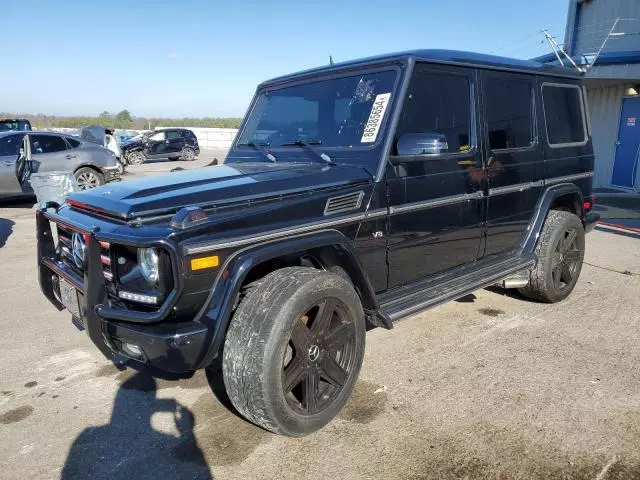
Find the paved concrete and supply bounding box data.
[1,190,640,479]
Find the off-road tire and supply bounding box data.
[519,210,585,303]
[222,267,366,436]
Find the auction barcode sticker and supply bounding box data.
[360,93,391,143]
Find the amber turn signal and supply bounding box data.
[190,255,220,271]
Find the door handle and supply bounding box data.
[487,155,495,167]
[65,154,76,159]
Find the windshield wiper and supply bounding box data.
[237,141,277,163]
[280,139,334,165]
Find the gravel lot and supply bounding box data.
[1,158,639,479]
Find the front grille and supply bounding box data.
[56,224,114,283]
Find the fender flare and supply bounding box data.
[521,183,584,254]
[193,229,379,369]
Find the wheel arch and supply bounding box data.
[522,183,584,254]
[193,229,379,369]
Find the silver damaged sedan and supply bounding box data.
[0,131,120,199]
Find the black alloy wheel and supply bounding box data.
[520,210,585,303]
[550,226,582,292]
[282,298,358,415]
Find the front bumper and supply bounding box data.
[36,206,210,373]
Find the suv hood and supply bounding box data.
[66,162,372,221]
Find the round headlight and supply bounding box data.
[138,247,159,284]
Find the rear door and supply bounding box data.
[29,134,73,171]
[165,130,183,155]
[480,71,542,257]
[0,134,26,195]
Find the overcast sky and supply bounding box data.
[1,0,569,118]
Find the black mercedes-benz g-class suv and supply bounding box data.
[37,50,599,437]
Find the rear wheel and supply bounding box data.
[74,167,104,190]
[181,147,195,161]
[520,210,585,303]
[222,267,365,436]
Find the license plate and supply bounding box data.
[59,277,81,319]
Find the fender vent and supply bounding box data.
[324,191,364,215]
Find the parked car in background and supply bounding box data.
[0,131,120,198]
[0,118,32,132]
[121,128,200,165]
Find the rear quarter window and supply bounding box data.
[542,84,587,146]
[66,137,81,148]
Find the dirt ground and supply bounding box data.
[1,163,639,479]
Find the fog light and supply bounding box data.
[118,290,159,305]
[122,342,143,358]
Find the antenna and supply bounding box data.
[586,17,621,71]
[329,55,335,66]
[542,29,585,73]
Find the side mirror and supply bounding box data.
[396,132,449,157]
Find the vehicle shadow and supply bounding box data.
[0,218,15,249]
[61,371,213,480]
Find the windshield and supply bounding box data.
[237,70,397,149]
[0,120,31,132]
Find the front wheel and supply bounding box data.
[127,151,145,165]
[222,267,366,436]
[519,210,585,303]
[74,167,105,190]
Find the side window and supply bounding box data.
[0,135,23,156]
[542,84,586,146]
[148,131,166,141]
[485,77,534,150]
[30,135,68,154]
[66,137,81,148]
[166,130,181,140]
[394,67,472,154]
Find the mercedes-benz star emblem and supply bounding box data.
[308,344,320,362]
[71,233,86,269]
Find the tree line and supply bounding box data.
[1,110,243,130]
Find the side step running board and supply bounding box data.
[379,255,535,323]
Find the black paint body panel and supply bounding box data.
[36,50,597,373]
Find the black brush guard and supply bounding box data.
[36,203,209,373]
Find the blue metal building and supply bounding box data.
[541,0,640,191]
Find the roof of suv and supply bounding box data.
[262,49,583,86]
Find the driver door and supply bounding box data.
[0,134,30,196]
[145,131,167,158]
[386,64,484,288]
[0,135,32,196]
